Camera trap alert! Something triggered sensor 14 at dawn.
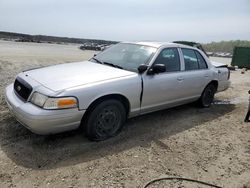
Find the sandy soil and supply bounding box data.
[0,40,249,188]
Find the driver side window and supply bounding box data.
[154,48,180,72]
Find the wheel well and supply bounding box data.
[80,94,130,126]
[209,80,218,91]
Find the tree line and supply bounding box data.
[202,40,250,53]
[0,31,117,45]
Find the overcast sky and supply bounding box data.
[0,0,250,42]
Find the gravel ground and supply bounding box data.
[0,40,249,188]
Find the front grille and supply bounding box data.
[14,77,33,101]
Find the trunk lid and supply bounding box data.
[211,61,228,68]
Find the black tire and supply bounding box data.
[198,84,216,107]
[84,99,126,141]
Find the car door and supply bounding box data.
[141,47,186,113]
[178,48,212,99]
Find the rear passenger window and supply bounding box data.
[195,51,208,69]
[181,48,199,70]
[154,48,180,72]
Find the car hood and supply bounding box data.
[25,61,135,91]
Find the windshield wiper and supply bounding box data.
[103,62,124,69]
[92,57,123,69]
[92,57,103,64]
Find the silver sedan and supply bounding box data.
[5,42,230,141]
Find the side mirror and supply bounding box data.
[148,64,166,74]
[138,64,148,74]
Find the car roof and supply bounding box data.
[122,41,197,49]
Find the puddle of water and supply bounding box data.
[213,97,247,105]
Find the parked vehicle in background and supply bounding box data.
[5,42,230,141]
[79,43,110,51]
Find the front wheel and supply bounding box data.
[198,84,216,107]
[84,99,126,141]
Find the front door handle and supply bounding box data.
[177,77,184,81]
[204,75,209,78]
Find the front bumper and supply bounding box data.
[5,84,85,135]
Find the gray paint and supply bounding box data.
[5,42,230,135]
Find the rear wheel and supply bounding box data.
[198,84,216,107]
[84,99,126,141]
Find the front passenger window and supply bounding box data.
[154,48,180,72]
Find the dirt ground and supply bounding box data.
[0,40,249,188]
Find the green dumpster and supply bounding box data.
[231,47,250,68]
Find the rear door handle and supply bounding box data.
[204,75,209,78]
[177,77,184,81]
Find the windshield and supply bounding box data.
[91,43,157,72]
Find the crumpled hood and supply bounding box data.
[210,61,228,68]
[25,61,135,91]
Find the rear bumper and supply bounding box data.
[5,84,85,135]
[217,80,231,92]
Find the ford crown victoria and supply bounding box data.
[5,42,230,141]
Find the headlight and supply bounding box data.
[30,92,78,110]
[30,92,48,107]
[44,97,78,109]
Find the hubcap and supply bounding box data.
[94,105,121,137]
